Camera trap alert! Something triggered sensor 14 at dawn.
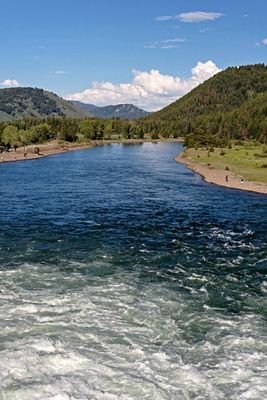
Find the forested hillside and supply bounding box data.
[144,64,267,145]
[0,88,90,121]
[70,101,150,119]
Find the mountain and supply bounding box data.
[150,64,267,122]
[70,101,151,119]
[0,87,91,121]
[146,64,267,143]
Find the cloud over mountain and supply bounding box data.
[65,61,221,111]
[1,79,20,87]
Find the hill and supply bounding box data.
[0,87,91,121]
[146,64,267,144]
[70,101,151,119]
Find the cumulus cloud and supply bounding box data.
[156,11,224,23]
[65,61,221,111]
[1,79,20,87]
[263,38,267,45]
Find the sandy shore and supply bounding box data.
[0,141,97,164]
[0,138,183,165]
[176,155,267,195]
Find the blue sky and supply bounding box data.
[0,0,267,110]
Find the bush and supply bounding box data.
[220,150,226,156]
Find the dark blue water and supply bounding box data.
[0,142,266,399]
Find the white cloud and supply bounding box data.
[65,61,221,112]
[155,15,174,21]
[199,28,211,33]
[156,11,224,23]
[179,12,224,23]
[144,37,186,49]
[263,38,267,45]
[1,79,20,87]
[55,70,66,74]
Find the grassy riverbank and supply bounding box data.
[176,142,267,195]
[182,143,267,184]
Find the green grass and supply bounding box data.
[184,143,267,184]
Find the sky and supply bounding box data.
[0,0,267,111]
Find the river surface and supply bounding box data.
[0,142,266,400]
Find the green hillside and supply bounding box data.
[0,87,91,121]
[70,101,150,119]
[145,64,267,144]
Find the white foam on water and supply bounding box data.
[0,262,267,399]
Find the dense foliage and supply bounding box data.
[145,64,267,146]
[0,116,148,147]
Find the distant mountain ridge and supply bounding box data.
[0,87,151,121]
[0,87,91,121]
[70,101,151,119]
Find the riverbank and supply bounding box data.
[176,152,267,195]
[0,138,183,164]
[0,141,97,164]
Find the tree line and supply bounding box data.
[0,116,163,149]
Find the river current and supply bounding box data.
[0,142,266,399]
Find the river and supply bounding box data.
[0,142,266,399]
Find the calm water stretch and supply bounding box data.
[0,142,266,400]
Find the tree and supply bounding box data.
[1,125,21,148]
[30,123,51,143]
[19,129,33,151]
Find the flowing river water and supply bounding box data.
[0,142,266,399]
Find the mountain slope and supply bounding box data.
[70,101,151,119]
[0,87,91,121]
[150,64,267,122]
[144,64,267,142]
